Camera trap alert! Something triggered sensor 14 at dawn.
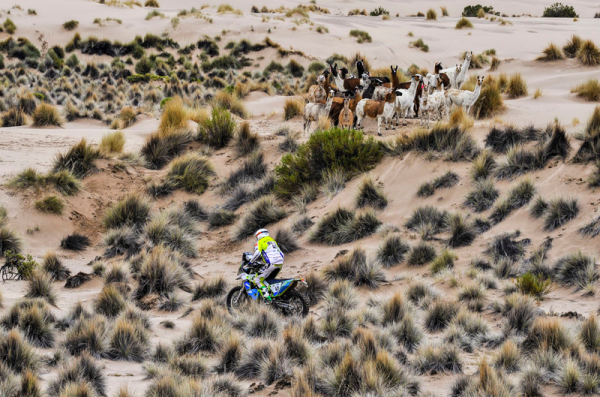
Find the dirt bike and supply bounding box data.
[226,252,309,317]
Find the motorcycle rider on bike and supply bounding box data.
[249,228,284,302]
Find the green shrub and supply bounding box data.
[516,272,553,298]
[63,20,79,31]
[369,6,389,16]
[198,107,236,148]
[462,5,495,17]
[275,128,382,198]
[3,18,16,34]
[3,250,36,278]
[542,3,578,17]
[349,29,372,43]
[286,59,304,77]
[35,196,64,215]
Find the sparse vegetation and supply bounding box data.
[63,20,79,31]
[456,17,474,29]
[349,29,372,44]
[577,40,600,67]
[537,43,565,61]
[310,208,381,246]
[35,195,64,215]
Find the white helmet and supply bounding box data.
[255,229,269,240]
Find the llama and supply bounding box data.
[428,77,449,122]
[356,59,389,85]
[307,70,329,103]
[455,52,472,89]
[419,85,431,128]
[441,51,472,89]
[338,96,353,129]
[355,90,398,136]
[372,65,400,100]
[329,86,363,127]
[393,75,419,126]
[303,91,334,135]
[446,75,484,114]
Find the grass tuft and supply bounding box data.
[417,171,459,197]
[377,233,410,267]
[537,43,565,61]
[310,208,381,246]
[53,138,100,178]
[32,103,63,127]
[356,176,387,209]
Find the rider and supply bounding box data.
[249,228,284,302]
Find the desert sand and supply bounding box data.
[1,0,600,396]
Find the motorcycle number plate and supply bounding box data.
[270,283,281,294]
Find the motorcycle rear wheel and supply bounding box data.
[278,290,309,317]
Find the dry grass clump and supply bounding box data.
[32,103,63,127]
[35,195,64,215]
[2,107,27,127]
[100,131,125,154]
[234,196,286,240]
[309,208,381,246]
[493,339,521,372]
[141,131,192,170]
[563,34,582,58]
[571,79,600,102]
[47,353,106,397]
[413,343,462,374]
[134,245,191,299]
[430,249,457,274]
[283,97,304,121]
[522,317,573,352]
[0,329,39,374]
[537,43,565,61]
[159,96,188,134]
[464,179,498,212]
[541,197,579,231]
[507,73,528,98]
[119,107,138,128]
[63,315,107,357]
[208,209,237,229]
[323,247,386,289]
[105,316,151,362]
[405,206,448,240]
[473,77,504,119]
[25,271,57,305]
[42,251,71,281]
[53,138,101,178]
[165,153,214,195]
[553,251,597,288]
[191,276,227,301]
[577,39,600,66]
[470,150,496,181]
[426,8,437,20]
[502,293,537,334]
[489,179,536,224]
[377,233,410,267]
[447,213,477,248]
[235,121,260,157]
[407,242,437,266]
[417,171,459,197]
[104,192,151,230]
[211,91,248,119]
[456,18,473,30]
[94,285,126,318]
[485,232,528,263]
[425,299,458,331]
[355,176,387,209]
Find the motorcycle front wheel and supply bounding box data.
[226,286,250,313]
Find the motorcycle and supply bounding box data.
[226,252,309,317]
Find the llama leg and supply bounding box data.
[377,117,382,136]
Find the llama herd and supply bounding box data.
[303,51,484,135]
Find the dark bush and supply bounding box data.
[60,233,90,251]
[542,3,578,17]
[309,208,381,246]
